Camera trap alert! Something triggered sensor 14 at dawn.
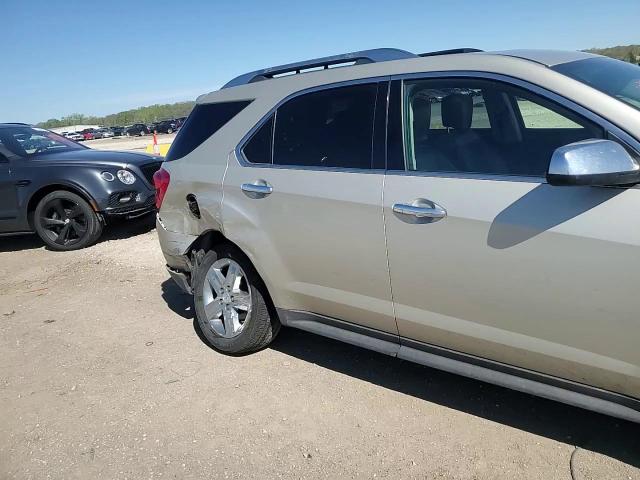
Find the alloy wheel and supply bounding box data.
[39,198,89,247]
[202,258,252,338]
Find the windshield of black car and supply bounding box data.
[552,57,640,111]
[0,127,86,157]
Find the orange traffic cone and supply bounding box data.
[152,132,160,155]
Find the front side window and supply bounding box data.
[515,98,582,129]
[403,78,603,176]
[0,126,86,157]
[272,83,377,169]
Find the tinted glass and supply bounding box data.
[273,84,377,169]
[243,115,273,164]
[403,79,603,177]
[166,100,252,161]
[0,126,85,157]
[553,57,640,111]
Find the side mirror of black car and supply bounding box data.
[0,152,9,163]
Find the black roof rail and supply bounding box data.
[222,48,417,89]
[419,48,483,57]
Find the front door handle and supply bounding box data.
[241,180,273,199]
[392,199,447,223]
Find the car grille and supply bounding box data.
[140,162,162,185]
[107,193,155,213]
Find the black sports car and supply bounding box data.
[0,123,162,251]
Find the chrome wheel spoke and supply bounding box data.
[222,304,240,336]
[224,263,241,290]
[204,298,223,319]
[207,269,225,296]
[232,291,251,311]
[201,258,252,338]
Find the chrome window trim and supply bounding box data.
[235,70,640,183]
[388,71,640,184]
[384,169,544,183]
[235,75,391,172]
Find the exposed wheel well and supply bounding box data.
[186,230,229,256]
[187,230,280,324]
[27,185,98,228]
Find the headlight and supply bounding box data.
[100,171,115,182]
[117,169,136,185]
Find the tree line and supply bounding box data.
[36,45,640,129]
[37,101,195,129]
[585,44,640,64]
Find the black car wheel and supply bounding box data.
[167,128,173,134]
[33,191,103,251]
[139,130,146,136]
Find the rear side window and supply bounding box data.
[242,115,273,164]
[165,100,252,161]
[272,83,377,169]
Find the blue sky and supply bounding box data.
[3,0,639,124]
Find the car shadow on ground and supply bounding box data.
[161,279,195,319]
[159,284,640,468]
[0,214,156,253]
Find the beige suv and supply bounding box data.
[155,48,640,422]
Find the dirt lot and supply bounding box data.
[1,218,639,479]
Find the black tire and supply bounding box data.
[167,128,173,134]
[33,191,103,251]
[193,245,280,354]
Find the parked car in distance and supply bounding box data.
[174,116,187,129]
[81,129,95,141]
[152,120,177,134]
[0,124,162,250]
[155,48,640,423]
[110,126,124,137]
[92,128,114,139]
[125,124,150,136]
[64,132,84,141]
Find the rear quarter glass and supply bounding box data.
[165,100,252,161]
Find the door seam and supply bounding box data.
[381,173,400,335]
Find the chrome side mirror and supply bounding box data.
[547,139,640,187]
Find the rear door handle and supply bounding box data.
[241,180,273,198]
[392,199,447,223]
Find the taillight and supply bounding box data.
[152,167,170,209]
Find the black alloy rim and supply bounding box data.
[39,199,89,246]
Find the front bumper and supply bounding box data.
[103,191,156,217]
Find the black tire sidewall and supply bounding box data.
[193,247,273,353]
[33,191,103,251]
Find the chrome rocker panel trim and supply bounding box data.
[277,309,640,424]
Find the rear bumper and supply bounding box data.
[166,266,192,294]
[156,215,198,272]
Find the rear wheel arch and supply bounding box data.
[187,230,280,320]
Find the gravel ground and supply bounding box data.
[1,218,639,479]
